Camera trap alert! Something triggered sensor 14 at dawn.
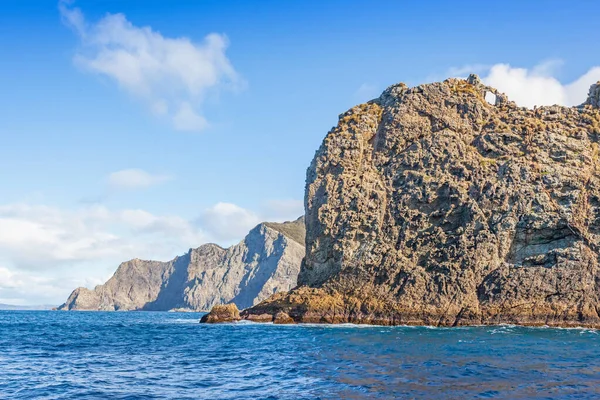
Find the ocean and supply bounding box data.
[0,311,599,399]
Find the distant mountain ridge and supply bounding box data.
[0,304,56,311]
[59,217,305,311]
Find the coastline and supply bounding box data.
[202,293,600,328]
[236,314,600,329]
[235,319,600,329]
[214,319,600,331]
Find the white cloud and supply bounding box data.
[482,63,566,107]
[448,60,600,108]
[108,169,171,190]
[0,265,96,306]
[172,102,209,131]
[0,203,205,271]
[0,197,303,305]
[0,202,209,301]
[0,267,20,289]
[197,199,305,244]
[198,202,262,243]
[58,0,85,36]
[59,1,240,131]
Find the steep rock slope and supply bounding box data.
[242,76,600,327]
[59,217,304,311]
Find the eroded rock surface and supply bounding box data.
[200,304,241,323]
[59,217,305,311]
[243,76,600,327]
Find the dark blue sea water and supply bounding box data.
[1,312,599,399]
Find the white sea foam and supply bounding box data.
[196,318,600,333]
[170,318,200,324]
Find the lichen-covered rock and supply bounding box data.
[273,311,295,324]
[59,217,305,311]
[200,304,241,323]
[244,313,273,323]
[244,76,600,327]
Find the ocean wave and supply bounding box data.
[2,311,599,399]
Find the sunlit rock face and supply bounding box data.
[586,81,600,108]
[243,76,600,327]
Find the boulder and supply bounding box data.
[200,304,241,323]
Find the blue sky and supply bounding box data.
[1,0,599,304]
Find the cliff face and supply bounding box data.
[59,217,305,311]
[242,76,600,327]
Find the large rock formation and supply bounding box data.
[241,76,600,327]
[59,217,305,311]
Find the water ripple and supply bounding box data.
[0,311,599,399]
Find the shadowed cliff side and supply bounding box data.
[59,217,305,311]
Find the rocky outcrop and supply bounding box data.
[199,304,241,323]
[242,76,600,327]
[586,81,600,108]
[59,217,305,311]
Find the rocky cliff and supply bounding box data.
[59,217,305,311]
[241,76,600,327]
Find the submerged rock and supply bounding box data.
[244,77,600,327]
[59,217,305,312]
[200,304,241,323]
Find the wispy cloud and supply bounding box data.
[196,200,305,244]
[0,203,206,271]
[172,102,209,131]
[197,202,262,243]
[59,0,241,131]
[107,169,172,190]
[0,197,304,304]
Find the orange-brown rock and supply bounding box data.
[200,304,241,323]
[273,311,295,324]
